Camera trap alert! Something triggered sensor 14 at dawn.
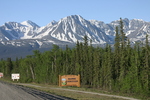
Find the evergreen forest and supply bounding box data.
[0,18,150,98]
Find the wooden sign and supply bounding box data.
[59,74,80,87]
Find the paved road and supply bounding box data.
[0,81,74,100]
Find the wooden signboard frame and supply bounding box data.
[59,74,80,87]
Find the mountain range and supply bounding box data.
[0,15,150,59]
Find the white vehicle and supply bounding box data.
[0,73,3,78]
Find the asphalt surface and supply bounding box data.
[0,81,74,100]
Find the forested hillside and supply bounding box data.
[0,18,150,98]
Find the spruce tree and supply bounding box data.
[141,34,150,95]
[93,47,101,88]
[119,18,128,87]
[113,26,120,90]
[5,58,13,77]
[82,35,89,85]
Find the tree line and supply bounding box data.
[0,18,150,97]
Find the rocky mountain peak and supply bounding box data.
[0,15,150,46]
[21,20,40,29]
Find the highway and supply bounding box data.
[0,81,73,100]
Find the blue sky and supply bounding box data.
[0,0,150,26]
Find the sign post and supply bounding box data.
[11,73,20,81]
[59,74,80,87]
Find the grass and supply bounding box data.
[22,83,124,100]
[0,78,144,100]
[17,82,141,100]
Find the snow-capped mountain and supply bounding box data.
[0,15,150,48]
[35,15,112,44]
[0,20,40,41]
[1,15,150,59]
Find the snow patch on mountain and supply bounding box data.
[0,15,150,47]
[21,20,40,28]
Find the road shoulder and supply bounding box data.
[16,83,139,100]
